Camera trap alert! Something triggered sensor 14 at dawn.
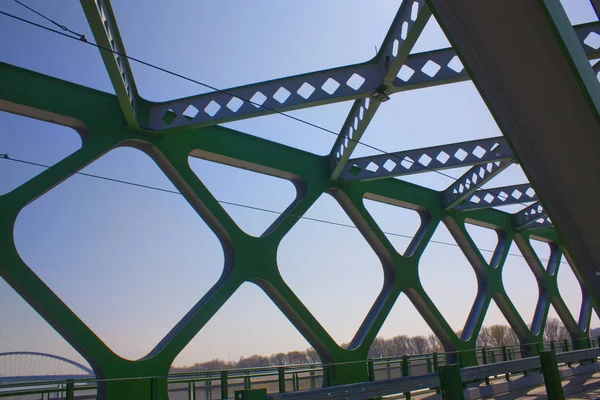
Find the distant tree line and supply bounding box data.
[171,318,589,372]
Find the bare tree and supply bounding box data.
[305,348,320,363]
[477,326,492,348]
[409,336,429,354]
[287,351,308,365]
[544,318,570,342]
[427,334,443,353]
[269,352,289,366]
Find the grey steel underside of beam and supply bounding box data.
[453,183,537,211]
[338,136,512,182]
[146,20,600,131]
[514,202,552,230]
[81,0,139,128]
[330,0,432,179]
[443,160,513,209]
[427,0,600,307]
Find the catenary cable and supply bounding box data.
[0,153,567,266]
[0,6,542,213]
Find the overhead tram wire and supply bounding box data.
[0,153,566,266]
[0,6,538,211]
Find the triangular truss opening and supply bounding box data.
[188,156,297,237]
[14,147,225,361]
[419,222,478,333]
[370,292,439,361]
[0,277,92,376]
[464,222,499,265]
[476,300,519,363]
[362,197,423,255]
[172,282,315,374]
[0,111,81,196]
[277,193,384,347]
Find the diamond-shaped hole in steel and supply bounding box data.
[348,165,361,176]
[397,65,415,82]
[161,109,177,125]
[400,156,414,169]
[472,146,486,159]
[204,100,221,117]
[584,32,600,50]
[273,87,291,104]
[359,106,364,120]
[436,151,450,164]
[392,39,399,57]
[486,163,493,173]
[421,60,441,78]
[365,162,379,173]
[227,96,244,112]
[297,82,315,99]
[322,78,341,95]
[401,21,408,40]
[418,154,432,166]
[249,91,268,108]
[512,189,522,200]
[353,117,359,130]
[484,193,495,203]
[526,187,535,197]
[447,56,464,73]
[182,105,199,121]
[470,195,481,204]
[346,73,366,90]
[383,159,396,172]
[454,148,468,161]
[498,191,508,201]
[410,1,419,21]
[478,167,486,178]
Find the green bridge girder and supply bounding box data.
[0,0,599,398]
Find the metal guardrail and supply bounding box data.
[0,340,598,399]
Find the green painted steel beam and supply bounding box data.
[1,1,599,397]
[80,0,140,128]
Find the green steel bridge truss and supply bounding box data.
[1,0,600,398]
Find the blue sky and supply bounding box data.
[0,0,598,370]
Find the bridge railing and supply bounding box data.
[0,338,597,399]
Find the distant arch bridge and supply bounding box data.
[0,351,94,383]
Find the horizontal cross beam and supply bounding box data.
[514,201,553,230]
[146,22,600,131]
[452,183,537,211]
[338,137,513,181]
[81,0,139,128]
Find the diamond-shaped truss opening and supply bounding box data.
[557,261,583,322]
[558,0,598,25]
[223,100,353,155]
[464,222,499,265]
[476,300,519,364]
[173,282,316,377]
[112,1,401,100]
[544,307,570,343]
[369,293,439,361]
[188,157,297,237]
[14,147,224,361]
[480,164,533,213]
[419,223,478,333]
[362,197,423,256]
[0,111,82,196]
[278,193,384,346]
[528,237,553,272]
[0,277,92,374]
[501,243,539,328]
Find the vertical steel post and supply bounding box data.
[150,376,158,400]
[481,348,489,386]
[439,364,464,400]
[278,367,286,393]
[502,346,510,381]
[539,351,565,400]
[65,379,74,400]
[220,371,228,400]
[368,359,375,381]
[402,355,411,400]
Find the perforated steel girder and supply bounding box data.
[453,183,537,211]
[1,0,599,398]
[338,137,513,182]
